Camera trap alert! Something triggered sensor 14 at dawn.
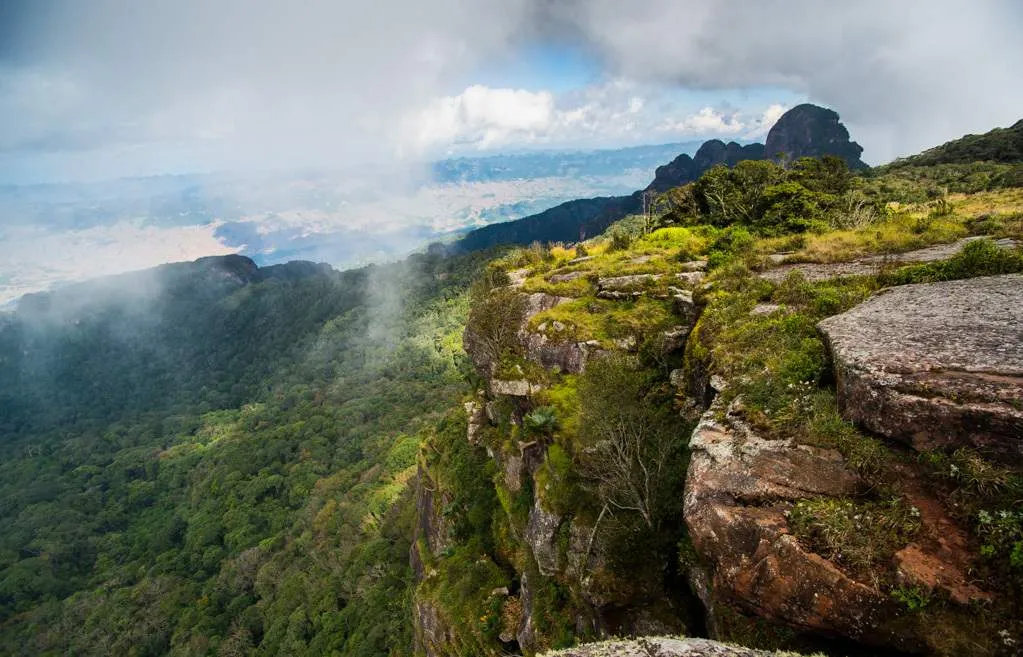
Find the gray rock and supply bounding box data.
[597,290,644,300]
[541,637,778,657]
[464,400,486,445]
[508,268,530,288]
[662,325,691,352]
[675,271,705,288]
[669,369,686,389]
[818,274,1023,460]
[672,289,699,326]
[680,260,708,272]
[550,270,588,284]
[598,274,663,293]
[525,500,564,576]
[613,335,638,351]
[523,292,573,318]
[760,237,1019,283]
[490,379,542,397]
[750,303,783,316]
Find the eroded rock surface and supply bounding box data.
[818,274,1023,459]
[542,637,777,657]
[682,407,895,643]
[760,237,1018,283]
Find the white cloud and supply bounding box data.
[658,107,745,135]
[411,85,555,151]
[408,81,787,153]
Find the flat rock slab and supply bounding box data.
[542,637,776,657]
[760,237,1018,283]
[818,274,1023,459]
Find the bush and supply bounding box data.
[789,496,921,584]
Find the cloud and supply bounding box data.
[1,1,1020,176]
[409,81,787,153]
[541,0,1023,162]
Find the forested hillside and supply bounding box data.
[0,249,493,656]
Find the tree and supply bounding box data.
[576,354,683,530]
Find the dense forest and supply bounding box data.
[0,249,494,656]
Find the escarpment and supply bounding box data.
[412,240,710,656]
[414,169,1023,655]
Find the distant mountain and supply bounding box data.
[883,118,1023,168]
[451,104,864,251]
[647,140,766,192]
[17,255,338,318]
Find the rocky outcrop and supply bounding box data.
[541,637,782,657]
[763,104,866,169]
[597,274,663,300]
[760,236,1019,283]
[682,404,902,645]
[818,274,1023,460]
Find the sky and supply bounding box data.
[2,0,1020,184]
[0,1,1021,304]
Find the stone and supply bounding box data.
[672,289,699,326]
[750,303,783,316]
[675,271,705,288]
[541,637,779,657]
[894,544,991,605]
[568,255,594,265]
[523,292,572,318]
[490,379,542,397]
[464,400,486,445]
[669,369,686,389]
[549,271,587,284]
[613,335,638,351]
[525,500,563,576]
[597,274,663,295]
[683,407,901,646]
[508,268,530,288]
[597,290,643,300]
[759,237,1018,283]
[661,325,691,352]
[818,274,1023,460]
[679,260,708,272]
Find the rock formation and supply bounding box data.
[542,637,784,657]
[818,274,1023,459]
[763,103,867,169]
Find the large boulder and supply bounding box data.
[818,274,1023,460]
[681,406,901,645]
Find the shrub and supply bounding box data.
[523,406,558,437]
[789,496,921,585]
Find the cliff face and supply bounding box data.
[415,217,1023,656]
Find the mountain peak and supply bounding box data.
[764,103,866,169]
